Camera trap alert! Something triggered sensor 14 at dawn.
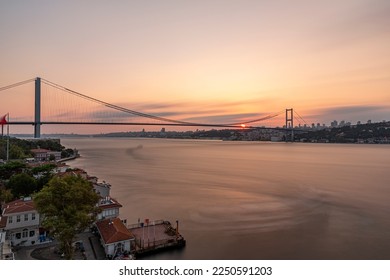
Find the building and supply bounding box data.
[0,197,42,247]
[93,181,111,198]
[31,148,61,161]
[95,217,135,258]
[97,196,122,221]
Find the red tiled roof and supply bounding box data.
[2,198,36,215]
[0,216,8,229]
[96,218,134,244]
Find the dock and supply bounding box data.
[128,220,186,257]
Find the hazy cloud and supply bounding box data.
[183,113,261,125]
[307,105,390,124]
[86,110,132,121]
[83,99,275,125]
[320,105,389,115]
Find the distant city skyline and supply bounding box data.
[1,0,390,134]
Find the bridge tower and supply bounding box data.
[285,108,294,142]
[34,77,41,138]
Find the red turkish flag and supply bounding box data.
[0,114,7,125]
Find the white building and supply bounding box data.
[0,197,41,246]
[31,149,61,161]
[93,181,111,198]
[95,217,135,258]
[97,196,122,221]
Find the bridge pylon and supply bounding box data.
[285,108,294,142]
[34,77,41,138]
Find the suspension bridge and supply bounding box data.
[0,77,308,139]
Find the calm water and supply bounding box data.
[61,138,390,260]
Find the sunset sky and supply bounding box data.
[1,0,390,134]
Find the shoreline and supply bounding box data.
[57,154,80,163]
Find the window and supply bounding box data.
[31,213,36,220]
[103,209,116,217]
[16,215,20,222]
[24,214,28,221]
[22,229,28,238]
[29,230,35,237]
[15,233,21,239]
[8,216,13,224]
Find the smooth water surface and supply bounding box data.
[61,138,390,259]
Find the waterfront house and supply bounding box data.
[54,163,70,173]
[95,217,135,258]
[0,197,41,247]
[97,196,122,220]
[31,148,61,162]
[93,181,111,198]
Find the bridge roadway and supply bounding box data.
[2,78,299,137]
[7,121,295,131]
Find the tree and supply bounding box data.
[0,186,13,210]
[9,144,27,159]
[33,175,100,259]
[31,164,56,189]
[7,173,38,198]
[61,148,75,158]
[0,187,13,202]
[31,163,56,175]
[0,161,26,180]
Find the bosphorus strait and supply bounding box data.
[61,138,390,260]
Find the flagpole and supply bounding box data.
[6,113,9,161]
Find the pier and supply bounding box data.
[128,220,186,257]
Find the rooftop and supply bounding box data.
[2,197,36,215]
[96,218,134,244]
[98,197,122,210]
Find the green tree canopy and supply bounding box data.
[31,163,56,189]
[31,163,57,175]
[33,175,100,259]
[7,173,38,198]
[0,161,26,180]
[1,138,65,160]
[9,144,27,159]
[0,187,14,209]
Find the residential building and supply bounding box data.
[0,197,42,246]
[93,181,111,198]
[97,196,122,220]
[95,217,135,258]
[31,149,61,161]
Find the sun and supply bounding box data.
[240,124,246,128]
